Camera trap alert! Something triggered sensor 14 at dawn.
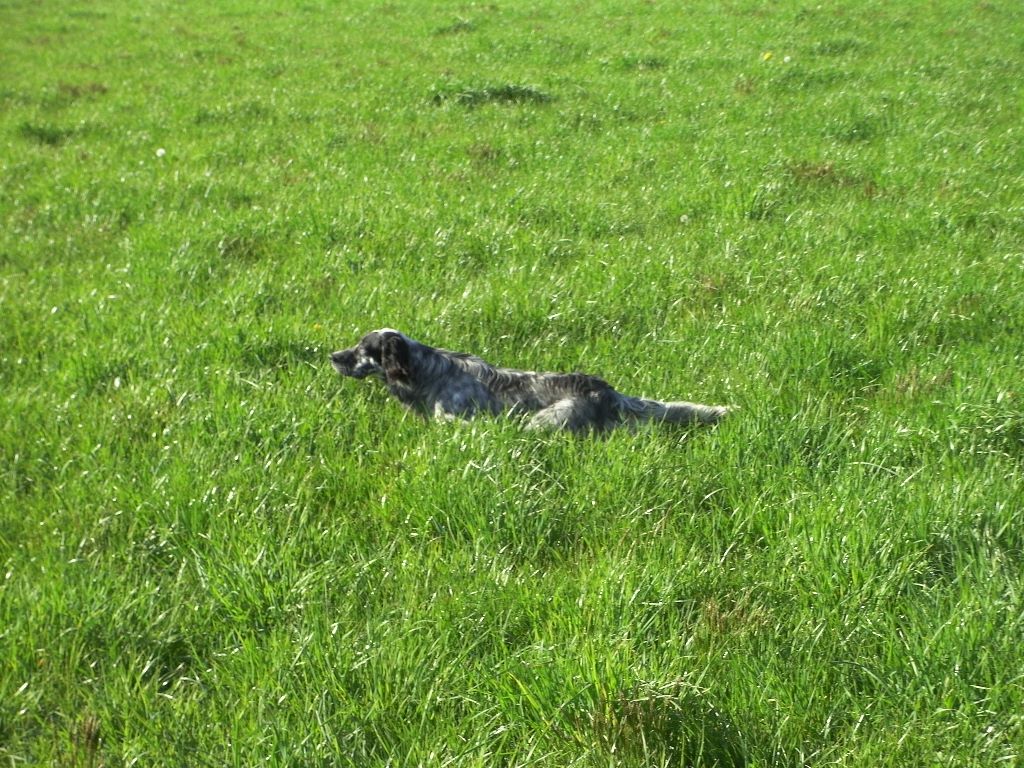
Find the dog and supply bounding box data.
[331,329,729,433]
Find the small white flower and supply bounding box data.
[155,147,166,158]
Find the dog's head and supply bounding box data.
[331,329,411,382]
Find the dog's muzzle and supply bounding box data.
[331,350,357,376]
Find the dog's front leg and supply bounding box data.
[433,395,480,422]
[433,401,464,422]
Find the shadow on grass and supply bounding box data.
[433,18,475,35]
[19,122,77,146]
[809,38,866,57]
[195,100,273,125]
[431,83,553,108]
[216,233,268,262]
[579,682,748,766]
[238,337,324,371]
[618,54,668,71]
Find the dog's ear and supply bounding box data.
[381,334,411,383]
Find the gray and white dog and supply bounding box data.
[331,329,728,433]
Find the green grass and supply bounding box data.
[2,0,1023,764]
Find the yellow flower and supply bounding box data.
[762,51,773,61]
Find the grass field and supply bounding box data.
[2,0,1023,764]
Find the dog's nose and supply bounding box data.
[331,350,353,371]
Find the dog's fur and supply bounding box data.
[331,329,728,433]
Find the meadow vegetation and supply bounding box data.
[1,0,1022,764]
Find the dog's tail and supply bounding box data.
[619,396,729,425]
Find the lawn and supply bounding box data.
[1,0,1023,765]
